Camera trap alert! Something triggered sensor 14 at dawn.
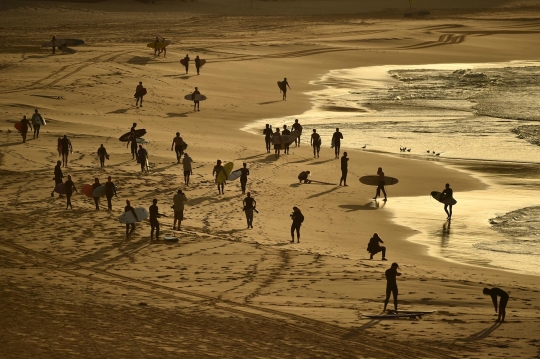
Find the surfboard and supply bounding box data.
[81,184,94,198]
[277,81,286,92]
[216,162,234,184]
[147,40,171,49]
[92,185,117,198]
[431,191,457,205]
[180,58,188,67]
[54,183,66,195]
[359,176,399,186]
[163,236,179,242]
[280,132,299,145]
[119,129,147,142]
[228,169,242,181]
[136,137,149,144]
[42,39,85,47]
[181,143,188,151]
[363,313,430,319]
[14,122,22,132]
[184,94,207,101]
[119,207,149,224]
[388,310,436,315]
[197,59,206,67]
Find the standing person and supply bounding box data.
[310,129,321,158]
[212,159,225,195]
[483,287,510,322]
[127,132,138,160]
[195,55,201,75]
[263,124,273,153]
[191,87,201,111]
[290,206,304,243]
[171,132,185,163]
[339,152,349,186]
[243,192,256,229]
[281,77,291,100]
[273,127,282,159]
[367,232,387,260]
[332,128,343,159]
[182,54,190,74]
[149,199,161,241]
[383,262,401,312]
[51,160,63,197]
[124,199,138,240]
[183,153,193,186]
[137,145,148,173]
[97,144,109,168]
[31,109,44,139]
[92,178,101,211]
[105,176,117,211]
[172,189,187,230]
[373,167,387,202]
[298,170,312,184]
[64,175,77,210]
[61,135,73,167]
[441,183,454,221]
[51,35,56,54]
[153,36,160,57]
[292,119,303,147]
[135,81,145,107]
[130,122,137,134]
[239,162,249,195]
[57,137,62,157]
[282,125,291,154]
[161,37,167,58]
[19,115,32,143]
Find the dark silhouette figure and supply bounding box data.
[213,159,225,194]
[263,124,273,153]
[332,128,343,159]
[373,167,387,201]
[51,160,63,197]
[125,199,138,240]
[383,262,401,312]
[92,178,101,210]
[243,192,256,229]
[298,170,311,184]
[239,162,249,194]
[367,232,387,260]
[137,145,148,173]
[195,55,201,75]
[64,175,77,209]
[290,206,304,243]
[310,129,321,158]
[19,116,32,143]
[483,287,509,322]
[282,125,291,154]
[105,176,117,210]
[32,109,44,139]
[127,132,138,160]
[149,198,161,241]
[273,127,282,159]
[281,77,291,100]
[97,144,108,167]
[135,81,145,107]
[61,135,73,167]
[292,119,302,147]
[171,132,185,163]
[441,183,454,220]
[192,87,201,111]
[183,54,190,74]
[339,152,348,186]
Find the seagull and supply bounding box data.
[362,144,367,149]
[432,151,435,154]
[426,150,430,153]
[407,148,411,152]
[436,152,441,156]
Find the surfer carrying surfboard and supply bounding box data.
[213,160,226,194]
[135,81,146,108]
[31,109,45,139]
[19,115,32,143]
[182,54,190,74]
[124,200,139,240]
[331,128,343,159]
[183,153,193,186]
[171,132,186,163]
[373,167,387,202]
[97,144,109,168]
[280,77,291,100]
[92,178,101,210]
[273,127,282,159]
[383,262,401,312]
[292,119,302,147]
[441,183,454,220]
[243,192,256,229]
[263,124,273,153]
[191,87,201,111]
[310,129,321,158]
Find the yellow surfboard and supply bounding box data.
[147,40,171,49]
[216,162,234,184]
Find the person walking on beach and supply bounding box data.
[127,132,138,160]
[64,175,77,210]
[125,199,138,240]
[441,183,454,221]
[280,77,291,100]
[130,122,137,134]
[263,124,273,153]
[149,198,162,241]
[373,167,387,202]
[172,189,187,230]
[483,287,509,322]
[290,206,304,243]
[171,132,185,163]
[160,37,167,58]
[61,135,73,167]
[339,152,349,186]
[292,119,303,147]
[135,81,145,108]
[32,109,45,139]
[153,36,160,57]
[213,159,225,195]
[137,145,148,173]
[51,160,63,197]
[92,177,101,210]
[97,144,109,168]
[191,87,201,111]
[367,232,387,260]
[195,55,202,75]
[332,128,343,159]
[239,162,250,194]
[57,137,62,157]
[383,262,401,312]
[105,176,117,211]
[183,153,193,186]
[243,192,256,229]
[282,125,291,154]
[273,127,282,159]
[182,54,190,74]
[298,170,312,184]
[310,129,321,158]
[19,115,32,143]
[51,36,57,54]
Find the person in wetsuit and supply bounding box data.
[97,144,108,168]
[367,232,387,260]
[172,189,187,231]
[243,192,256,229]
[298,170,311,184]
[263,124,273,153]
[135,81,145,107]
[149,198,161,241]
[483,287,509,322]
[51,160,63,197]
[310,129,321,158]
[171,132,185,163]
[64,175,77,210]
[213,159,225,194]
[290,206,304,243]
[61,135,73,167]
[127,132,138,160]
[441,183,454,220]
[281,77,291,100]
[384,262,401,312]
[191,86,201,111]
[183,153,193,186]
[373,167,387,202]
[282,125,291,155]
[92,177,101,210]
[195,55,202,75]
[32,109,44,139]
[19,115,32,144]
[332,128,343,159]
[273,127,282,159]
[339,152,348,186]
[137,145,148,173]
[182,54,190,74]
[105,176,117,211]
[124,199,138,240]
[292,119,302,147]
[239,162,250,195]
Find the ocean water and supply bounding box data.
[243,60,540,276]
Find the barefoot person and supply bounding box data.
[19,115,32,144]
[191,87,201,111]
[105,176,117,211]
[51,160,63,197]
[383,262,401,312]
[124,199,138,240]
[171,132,185,163]
[292,119,302,147]
[483,287,510,322]
[298,170,312,184]
[92,178,101,211]
[243,192,256,229]
[195,55,202,75]
[172,189,187,230]
[212,159,225,195]
[183,153,193,186]
[290,206,304,243]
[149,199,162,241]
[310,129,321,158]
[135,81,145,107]
[373,167,387,202]
[263,124,273,153]
[64,175,77,210]
[331,128,343,159]
[367,232,387,260]
[137,145,148,173]
[282,125,291,154]
[31,109,45,139]
[182,54,190,74]
[127,132,138,160]
[239,162,249,194]
[441,183,454,220]
[60,135,73,167]
[273,127,282,159]
[280,77,291,100]
[339,152,348,186]
[97,144,109,168]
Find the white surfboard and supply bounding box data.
[119,207,149,224]
[228,169,242,181]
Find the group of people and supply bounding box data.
[181,54,204,75]
[16,109,46,143]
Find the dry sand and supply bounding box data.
[1,1,540,358]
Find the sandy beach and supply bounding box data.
[1,1,540,358]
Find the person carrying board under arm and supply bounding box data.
[441,183,454,221]
[125,199,138,240]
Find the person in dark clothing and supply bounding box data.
[135,82,145,107]
[298,170,311,184]
[125,199,138,240]
[310,129,321,158]
[243,192,256,229]
[292,119,302,147]
[191,86,201,111]
[183,54,190,74]
[212,159,225,194]
[51,160,63,197]
[383,262,401,312]
[290,206,304,243]
[127,132,138,160]
[92,177,101,210]
[51,36,56,54]
[137,145,148,173]
[282,125,291,154]
[19,115,32,143]
[367,232,387,260]
[332,128,343,159]
[32,109,44,139]
[171,132,185,163]
[483,287,509,322]
[97,144,109,167]
[105,176,117,211]
[130,122,137,134]
[64,175,77,210]
[195,55,202,75]
[339,152,349,186]
[239,162,249,194]
[263,124,273,153]
[281,77,291,100]
[441,183,454,220]
[149,198,161,241]
[373,167,387,202]
[61,135,73,167]
[273,127,282,159]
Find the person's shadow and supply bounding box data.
[462,322,502,341]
